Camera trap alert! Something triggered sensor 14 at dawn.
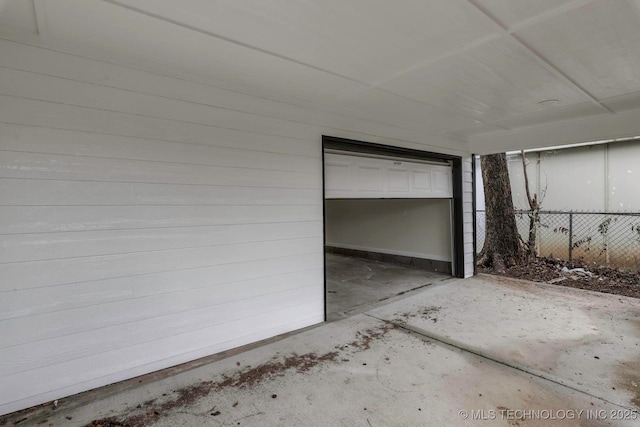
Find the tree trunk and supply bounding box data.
[478,153,522,272]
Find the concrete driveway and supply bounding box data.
[8,275,640,426]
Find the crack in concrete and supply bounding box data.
[333,277,455,320]
[364,312,640,414]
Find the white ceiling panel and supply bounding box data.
[40,0,368,107]
[104,0,499,84]
[470,107,640,154]
[450,102,606,140]
[601,91,640,113]
[448,123,508,141]
[0,0,39,36]
[474,0,588,29]
[380,36,593,122]
[333,89,484,134]
[2,0,640,153]
[516,0,640,99]
[491,101,606,130]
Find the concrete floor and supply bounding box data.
[6,275,640,427]
[368,274,640,412]
[326,254,449,321]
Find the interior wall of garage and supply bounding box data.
[0,37,474,415]
[325,199,452,262]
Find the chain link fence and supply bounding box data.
[476,210,640,271]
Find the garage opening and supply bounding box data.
[322,136,465,320]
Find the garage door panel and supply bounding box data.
[433,169,452,194]
[324,161,351,191]
[356,165,383,191]
[324,152,452,198]
[386,168,410,192]
[411,169,432,191]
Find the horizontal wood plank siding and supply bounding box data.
[0,179,319,206]
[0,38,470,415]
[463,158,475,277]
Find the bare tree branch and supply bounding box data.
[521,150,536,209]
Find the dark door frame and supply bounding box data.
[321,135,466,320]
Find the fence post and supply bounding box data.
[568,213,573,263]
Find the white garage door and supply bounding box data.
[324,152,453,199]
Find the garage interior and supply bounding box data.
[323,140,458,320]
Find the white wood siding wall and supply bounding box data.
[0,38,473,415]
[463,158,475,278]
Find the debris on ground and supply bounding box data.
[84,324,395,427]
[84,351,337,427]
[338,324,396,351]
[479,257,640,299]
[560,267,593,277]
[393,306,441,324]
[85,418,131,427]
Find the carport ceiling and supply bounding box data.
[2,0,640,153]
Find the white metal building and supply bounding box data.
[2,0,640,415]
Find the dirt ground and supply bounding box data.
[479,256,640,299]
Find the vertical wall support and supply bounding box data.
[472,154,478,276]
[449,200,456,277]
[451,157,465,278]
[321,141,327,322]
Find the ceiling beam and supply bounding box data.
[504,0,595,34]
[465,0,614,114]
